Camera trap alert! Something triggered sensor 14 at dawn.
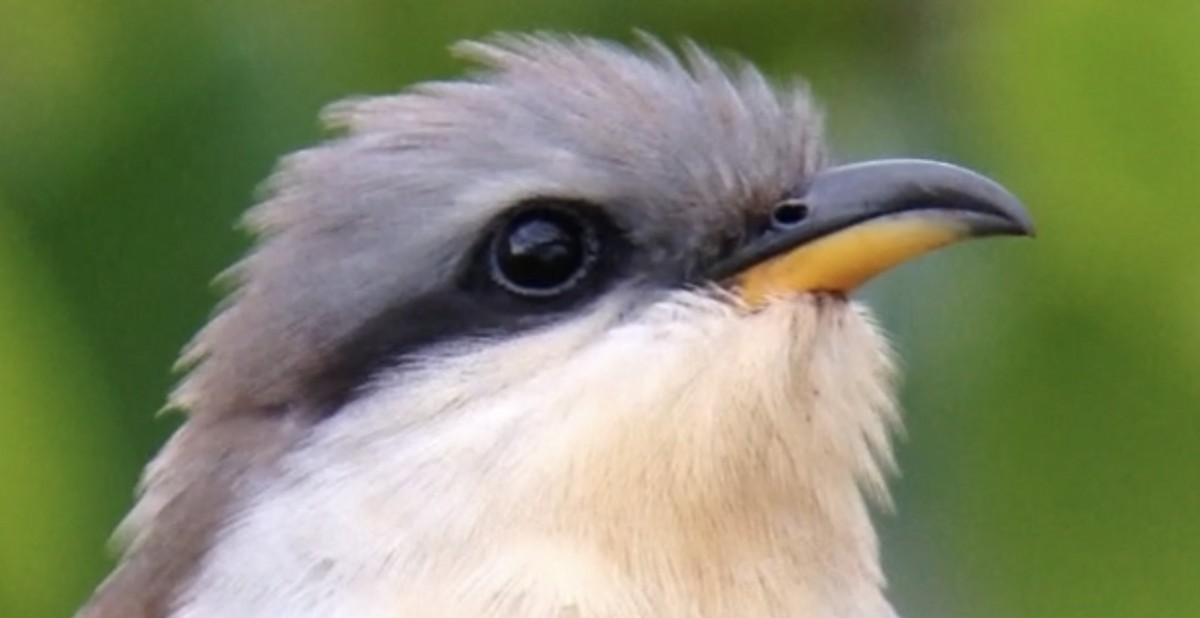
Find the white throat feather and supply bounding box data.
[176,292,900,618]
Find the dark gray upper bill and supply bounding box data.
[708,158,1034,281]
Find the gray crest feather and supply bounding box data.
[175,32,826,419]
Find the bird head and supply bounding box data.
[81,34,1031,618]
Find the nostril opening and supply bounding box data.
[771,199,810,228]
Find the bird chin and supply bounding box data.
[807,290,851,304]
[741,289,850,312]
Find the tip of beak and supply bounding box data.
[993,187,1041,238]
[1021,217,1038,239]
[993,192,1037,239]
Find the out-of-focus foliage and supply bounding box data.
[0,1,1195,616]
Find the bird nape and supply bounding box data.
[78,34,1032,618]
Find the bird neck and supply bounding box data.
[521,298,900,616]
[176,297,900,617]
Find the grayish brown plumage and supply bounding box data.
[78,33,1030,618]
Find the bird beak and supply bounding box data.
[715,159,1034,306]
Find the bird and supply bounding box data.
[78,33,1033,618]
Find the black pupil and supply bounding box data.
[496,212,586,291]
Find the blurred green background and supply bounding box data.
[1,0,1197,616]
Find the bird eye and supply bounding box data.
[770,198,810,229]
[489,205,600,297]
